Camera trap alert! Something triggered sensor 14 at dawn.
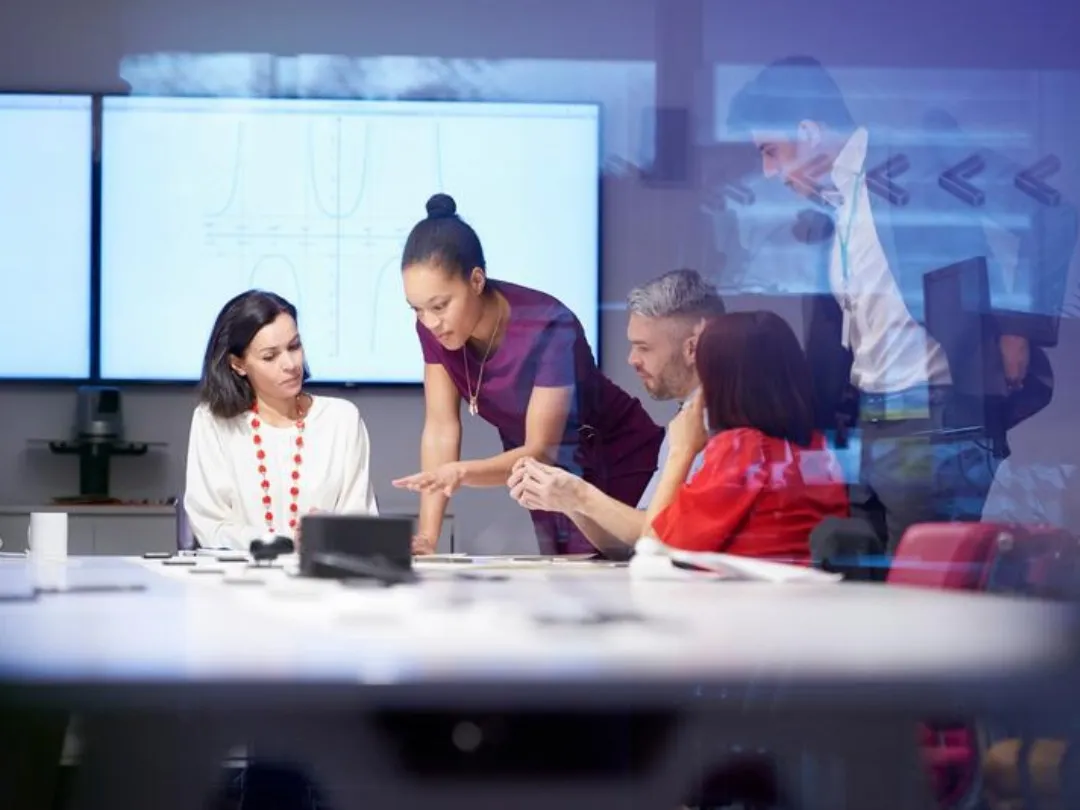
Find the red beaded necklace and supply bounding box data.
[250,398,306,535]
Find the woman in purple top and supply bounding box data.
[392,193,664,555]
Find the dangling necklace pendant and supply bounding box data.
[462,301,503,418]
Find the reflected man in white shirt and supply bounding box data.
[508,269,724,558]
[726,55,1058,555]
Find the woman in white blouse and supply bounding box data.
[184,290,378,550]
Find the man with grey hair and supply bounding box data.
[508,268,725,557]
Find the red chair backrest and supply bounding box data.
[890,522,1080,808]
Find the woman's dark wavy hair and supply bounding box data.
[197,290,310,419]
[696,310,816,447]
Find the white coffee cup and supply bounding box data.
[28,512,69,563]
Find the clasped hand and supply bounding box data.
[508,457,580,513]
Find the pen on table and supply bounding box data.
[37,584,149,595]
[1,584,148,600]
[0,591,37,602]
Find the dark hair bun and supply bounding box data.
[425,193,457,219]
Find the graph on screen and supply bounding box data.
[202,113,441,357]
[99,97,600,382]
[0,94,92,379]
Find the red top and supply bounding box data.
[651,427,849,563]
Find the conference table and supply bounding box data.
[0,553,1077,810]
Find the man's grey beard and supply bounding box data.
[646,368,694,402]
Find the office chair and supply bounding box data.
[174,493,197,551]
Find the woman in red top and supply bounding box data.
[646,310,849,562]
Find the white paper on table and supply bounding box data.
[630,537,841,584]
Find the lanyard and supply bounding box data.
[836,170,864,348]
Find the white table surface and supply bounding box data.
[2,555,1077,810]
[0,555,1074,711]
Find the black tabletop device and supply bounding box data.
[299,515,414,581]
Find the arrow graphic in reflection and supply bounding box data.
[867,154,910,206]
[939,153,986,207]
[1015,155,1062,206]
[722,182,755,206]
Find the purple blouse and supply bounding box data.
[416,280,663,485]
